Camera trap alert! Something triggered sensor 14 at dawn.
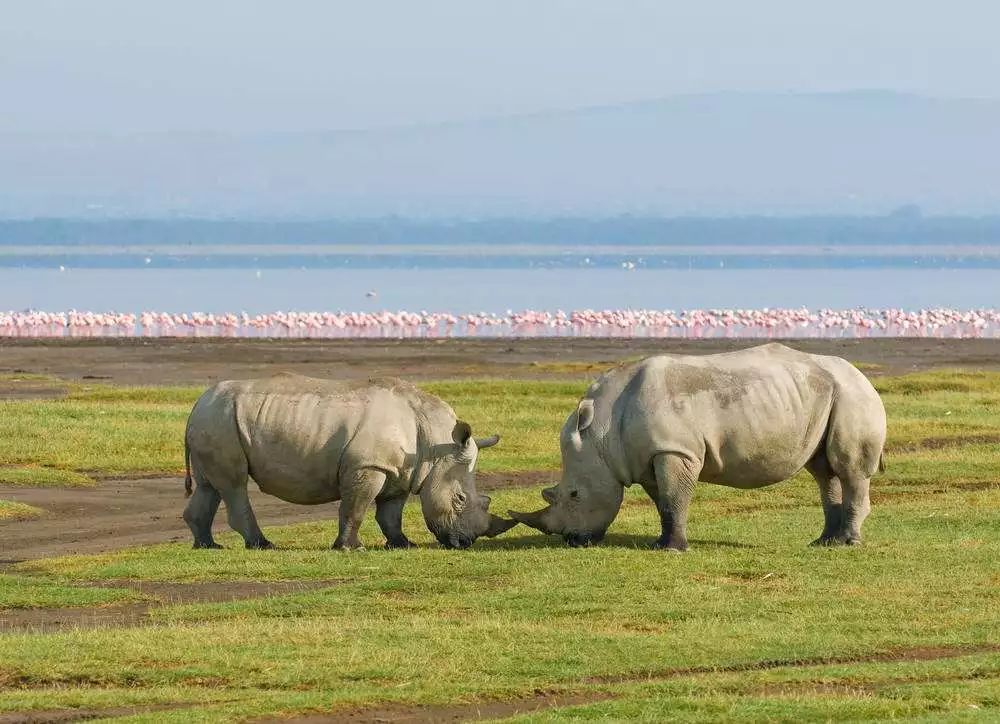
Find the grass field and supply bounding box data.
[0,376,584,481]
[1,369,999,721]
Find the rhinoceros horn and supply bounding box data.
[508,506,557,535]
[484,513,518,537]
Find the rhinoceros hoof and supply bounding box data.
[810,535,862,547]
[332,542,366,552]
[246,539,276,550]
[384,538,415,550]
[193,541,224,550]
[652,537,688,553]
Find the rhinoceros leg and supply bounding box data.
[183,479,223,549]
[333,468,385,551]
[651,453,697,552]
[838,473,871,546]
[375,494,414,549]
[220,486,275,550]
[806,455,845,546]
[808,452,870,546]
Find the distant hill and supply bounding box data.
[2,91,1000,218]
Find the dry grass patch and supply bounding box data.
[0,465,93,487]
[0,500,45,520]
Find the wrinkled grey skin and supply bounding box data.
[183,374,516,550]
[511,343,886,550]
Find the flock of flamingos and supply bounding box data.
[2,307,999,338]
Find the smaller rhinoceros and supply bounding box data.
[510,343,886,550]
[183,374,516,550]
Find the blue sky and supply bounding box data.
[3,0,999,132]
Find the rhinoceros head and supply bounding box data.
[509,398,623,546]
[419,420,517,549]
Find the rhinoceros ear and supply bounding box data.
[452,420,473,446]
[576,399,595,432]
[453,420,480,464]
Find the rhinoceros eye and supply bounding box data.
[569,490,579,499]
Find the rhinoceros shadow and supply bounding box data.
[474,533,755,551]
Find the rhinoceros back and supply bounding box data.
[187,375,433,504]
[606,344,846,488]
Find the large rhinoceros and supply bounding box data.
[511,343,886,550]
[183,374,516,550]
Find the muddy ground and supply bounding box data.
[0,476,339,565]
[3,336,1000,387]
[0,469,545,636]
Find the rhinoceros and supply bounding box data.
[511,343,886,550]
[183,374,516,550]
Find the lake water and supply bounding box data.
[1,267,997,314]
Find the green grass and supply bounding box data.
[510,653,1000,722]
[0,466,94,487]
[3,482,998,719]
[0,392,196,478]
[0,575,142,610]
[0,500,44,520]
[873,369,1000,396]
[3,368,1000,482]
[850,361,885,373]
[0,379,583,476]
[2,369,1000,720]
[425,380,583,470]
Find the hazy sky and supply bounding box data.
[3,0,999,132]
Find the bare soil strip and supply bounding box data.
[0,704,190,724]
[749,668,997,698]
[887,433,1000,453]
[4,337,1000,387]
[585,643,1000,685]
[269,644,1000,723]
[0,383,67,401]
[0,477,343,564]
[253,693,618,724]
[478,471,554,492]
[0,580,341,633]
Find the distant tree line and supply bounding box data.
[3,214,1000,247]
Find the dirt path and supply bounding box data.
[264,693,618,724]
[0,471,547,635]
[0,580,340,633]
[0,477,343,564]
[0,381,67,400]
[0,705,193,724]
[4,337,1000,387]
[0,472,546,565]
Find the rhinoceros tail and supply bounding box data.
[878,452,886,473]
[184,437,193,498]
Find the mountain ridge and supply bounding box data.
[3,90,999,218]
